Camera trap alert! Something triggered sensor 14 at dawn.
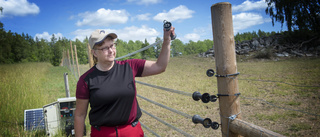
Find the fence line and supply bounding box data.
[69,41,78,80]
[136,81,193,96]
[137,94,192,119]
[115,40,163,60]
[238,78,320,88]
[137,81,320,117]
[62,49,78,80]
[141,109,193,137]
[60,31,319,136]
[62,39,319,136]
[140,122,160,137]
[242,96,320,117]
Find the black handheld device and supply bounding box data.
[163,20,176,40]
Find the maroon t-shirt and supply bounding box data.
[76,59,146,127]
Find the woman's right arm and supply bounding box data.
[74,99,89,137]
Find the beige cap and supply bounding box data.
[89,29,117,49]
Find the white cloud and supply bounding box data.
[76,8,129,27]
[71,29,94,41]
[34,32,63,42]
[71,26,160,43]
[153,5,195,22]
[180,24,212,43]
[184,33,200,42]
[233,12,270,34]
[115,25,160,42]
[232,0,267,12]
[193,24,212,37]
[0,0,40,18]
[127,0,161,5]
[132,13,151,21]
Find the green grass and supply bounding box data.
[0,62,78,137]
[1,56,319,136]
[254,113,286,121]
[286,100,301,106]
[289,123,312,131]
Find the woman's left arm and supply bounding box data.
[141,26,175,77]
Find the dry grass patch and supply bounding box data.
[137,56,320,137]
[1,56,319,136]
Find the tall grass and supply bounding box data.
[0,62,77,136]
[1,56,319,137]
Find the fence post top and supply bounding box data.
[212,2,231,7]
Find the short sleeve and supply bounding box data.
[76,77,89,99]
[127,59,146,77]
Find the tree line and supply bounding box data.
[1,0,319,66]
[0,21,282,66]
[234,30,278,42]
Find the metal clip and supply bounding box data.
[215,72,240,78]
[229,115,237,120]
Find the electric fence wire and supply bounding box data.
[238,78,320,88]
[136,81,193,97]
[136,81,320,117]
[114,39,319,89]
[137,79,319,136]
[137,94,193,119]
[141,109,193,137]
[241,96,320,117]
[140,122,160,137]
[115,40,163,60]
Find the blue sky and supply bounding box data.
[0,0,286,43]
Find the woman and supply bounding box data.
[74,26,175,137]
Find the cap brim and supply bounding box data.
[95,33,118,46]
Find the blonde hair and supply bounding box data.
[93,55,98,65]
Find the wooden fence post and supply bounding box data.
[70,41,77,79]
[87,43,94,68]
[60,50,64,66]
[67,49,71,71]
[74,45,80,78]
[211,2,241,137]
[211,2,285,137]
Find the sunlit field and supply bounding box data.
[0,62,78,137]
[1,56,319,136]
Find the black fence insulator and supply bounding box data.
[192,115,220,130]
[192,91,217,103]
[192,115,212,128]
[211,122,219,130]
[206,69,215,77]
